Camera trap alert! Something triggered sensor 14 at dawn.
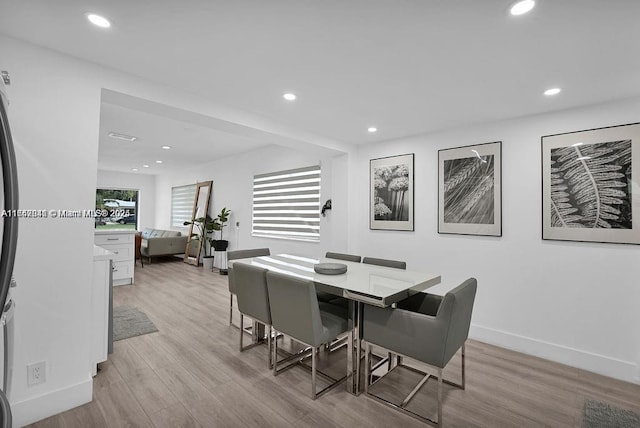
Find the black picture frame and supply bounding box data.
[370,153,414,231]
[438,141,502,236]
[542,122,639,245]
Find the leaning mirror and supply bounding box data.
[184,180,213,266]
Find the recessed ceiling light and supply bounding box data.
[143,164,150,168]
[131,168,138,172]
[367,127,378,133]
[155,160,163,164]
[510,0,535,16]
[87,13,111,28]
[544,87,562,96]
[283,93,297,101]
[108,132,137,142]
[161,145,171,150]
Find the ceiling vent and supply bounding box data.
[108,132,138,142]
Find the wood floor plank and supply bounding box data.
[123,366,181,416]
[94,379,153,428]
[26,259,640,427]
[147,403,202,428]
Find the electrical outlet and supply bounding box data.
[27,361,46,386]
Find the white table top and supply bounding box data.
[231,254,441,307]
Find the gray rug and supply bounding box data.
[583,399,640,428]
[113,305,158,341]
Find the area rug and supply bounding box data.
[113,305,158,341]
[582,399,640,428]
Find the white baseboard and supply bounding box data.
[470,324,639,385]
[10,377,92,427]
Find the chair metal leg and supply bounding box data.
[267,326,273,369]
[239,314,244,351]
[364,342,371,393]
[311,346,317,400]
[229,294,233,326]
[402,372,432,407]
[461,343,466,390]
[437,368,443,426]
[272,330,277,375]
[362,344,469,427]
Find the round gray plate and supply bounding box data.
[314,262,348,275]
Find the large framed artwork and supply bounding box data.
[438,141,502,236]
[370,153,414,231]
[542,122,639,244]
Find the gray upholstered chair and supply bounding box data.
[325,251,361,263]
[233,263,273,368]
[362,278,477,426]
[227,248,270,327]
[266,270,350,399]
[362,256,406,270]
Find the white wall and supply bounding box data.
[155,145,350,258]
[96,170,157,228]
[0,34,347,427]
[2,37,102,427]
[352,97,640,383]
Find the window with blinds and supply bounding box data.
[252,165,321,241]
[171,184,197,227]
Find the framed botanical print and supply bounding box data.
[370,153,414,231]
[438,141,502,236]
[542,122,639,244]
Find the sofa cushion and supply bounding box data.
[162,230,181,237]
[149,230,163,238]
[141,228,154,240]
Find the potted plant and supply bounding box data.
[209,207,231,274]
[183,214,216,269]
[210,207,231,251]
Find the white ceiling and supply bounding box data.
[2,0,640,173]
[98,101,269,174]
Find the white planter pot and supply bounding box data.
[202,257,214,271]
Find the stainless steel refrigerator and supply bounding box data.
[0,70,19,426]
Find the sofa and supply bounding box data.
[139,228,188,261]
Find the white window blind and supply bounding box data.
[252,165,321,241]
[171,184,197,227]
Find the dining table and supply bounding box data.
[230,253,442,395]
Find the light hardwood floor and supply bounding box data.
[28,258,640,427]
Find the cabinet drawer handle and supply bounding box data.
[107,238,119,241]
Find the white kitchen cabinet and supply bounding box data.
[95,230,135,286]
[92,245,114,376]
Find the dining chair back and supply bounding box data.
[227,248,270,326]
[266,271,324,347]
[266,270,349,399]
[234,262,273,367]
[325,252,361,263]
[234,263,271,326]
[362,257,406,270]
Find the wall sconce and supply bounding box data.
[321,199,332,217]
